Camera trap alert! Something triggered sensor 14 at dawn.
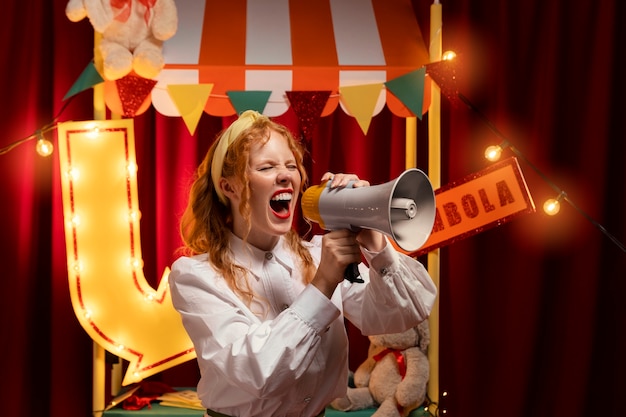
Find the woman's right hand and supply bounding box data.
[312,229,362,298]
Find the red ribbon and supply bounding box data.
[373,348,407,379]
[110,0,156,26]
[122,381,175,410]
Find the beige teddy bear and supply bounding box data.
[66,0,178,80]
[330,321,430,417]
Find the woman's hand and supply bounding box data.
[321,172,370,189]
[320,172,387,253]
[312,229,362,298]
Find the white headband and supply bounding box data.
[211,110,265,204]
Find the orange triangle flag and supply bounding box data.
[339,83,384,135]
[167,84,214,135]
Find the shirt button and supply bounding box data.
[380,267,389,275]
[265,252,273,260]
[303,397,311,403]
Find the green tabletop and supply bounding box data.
[102,387,428,416]
[103,405,429,416]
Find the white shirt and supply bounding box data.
[169,234,436,417]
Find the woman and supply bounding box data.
[169,110,437,417]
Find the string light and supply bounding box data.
[35,131,54,157]
[484,141,510,162]
[0,95,74,157]
[0,126,57,156]
[424,392,445,416]
[458,92,626,252]
[442,50,457,61]
[543,192,566,216]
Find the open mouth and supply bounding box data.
[270,191,293,219]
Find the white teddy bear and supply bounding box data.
[330,321,431,417]
[66,0,178,80]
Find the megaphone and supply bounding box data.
[301,168,436,253]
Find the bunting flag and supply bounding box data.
[155,0,430,118]
[114,75,158,117]
[425,56,462,106]
[69,0,435,129]
[63,60,104,101]
[103,75,156,118]
[285,91,331,141]
[384,67,426,119]
[167,84,214,135]
[339,83,384,135]
[226,90,272,115]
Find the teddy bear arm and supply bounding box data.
[65,0,88,22]
[151,0,178,40]
[353,357,377,388]
[395,348,429,408]
[83,0,115,33]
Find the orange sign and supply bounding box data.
[413,157,535,256]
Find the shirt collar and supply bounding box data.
[229,233,295,280]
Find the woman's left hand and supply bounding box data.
[320,172,387,252]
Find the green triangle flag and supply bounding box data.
[227,91,272,115]
[63,61,104,101]
[384,67,425,119]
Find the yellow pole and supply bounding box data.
[405,117,417,168]
[92,32,106,417]
[427,0,442,412]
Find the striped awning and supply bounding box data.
[152,0,430,118]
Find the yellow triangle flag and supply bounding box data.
[339,83,384,135]
[167,84,214,135]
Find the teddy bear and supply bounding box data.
[66,0,178,80]
[330,320,430,417]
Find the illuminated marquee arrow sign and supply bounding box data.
[57,120,195,386]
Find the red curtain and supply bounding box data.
[1,1,624,417]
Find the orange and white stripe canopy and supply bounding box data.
[153,0,429,117]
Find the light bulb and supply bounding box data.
[67,167,80,181]
[484,145,502,161]
[130,257,143,269]
[86,127,100,139]
[127,162,138,177]
[543,198,561,215]
[442,50,457,61]
[36,136,54,157]
[72,261,84,273]
[128,210,141,223]
[66,214,81,228]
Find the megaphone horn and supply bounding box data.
[301,169,436,252]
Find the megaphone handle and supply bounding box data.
[344,263,364,283]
